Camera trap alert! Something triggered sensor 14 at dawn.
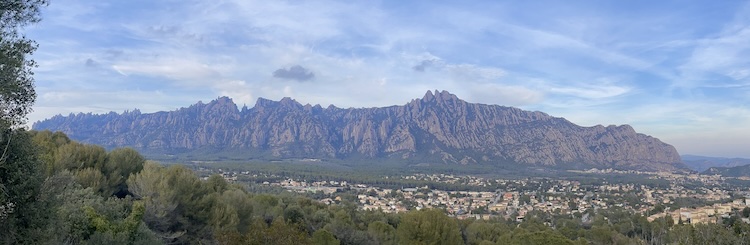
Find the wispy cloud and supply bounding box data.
[468,84,544,106]
[112,59,220,83]
[549,84,631,100]
[214,80,255,107]
[678,6,750,89]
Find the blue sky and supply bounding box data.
[25,0,750,158]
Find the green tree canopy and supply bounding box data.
[0,130,46,243]
[1,0,47,127]
[396,208,463,245]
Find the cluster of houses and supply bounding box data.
[210,169,750,223]
[647,200,748,224]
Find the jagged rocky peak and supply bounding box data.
[254,97,274,107]
[590,124,637,134]
[613,124,635,133]
[254,97,306,110]
[279,97,303,108]
[184,97,236,110]
[208,96,237,108]
[421,90,461,103]
[213,96,234,104]
[253,97,281,111]
[302,103,325,114]
[423,90,435,101]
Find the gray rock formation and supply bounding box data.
[33,90,685,171]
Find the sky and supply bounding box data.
[24,0,750,158]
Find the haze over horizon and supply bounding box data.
[26,1,750,158]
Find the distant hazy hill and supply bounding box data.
[34,90,685,171]
[682,155,750,172]
[703,164,750,177]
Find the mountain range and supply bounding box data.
[702,164,750,177]
[33,90,686,171]
[682,155,750,172]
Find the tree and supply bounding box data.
[284,204,305,225]
[511,231,575,245]
[0,2,48,241]
[697,223,740,245]
[465,220,510,245]
[28,133,145,197]
[312,229,340,245]
[0,0,47,127]
[323,208,374,245]
[103,147,145,197]
[74,167,107,194]
[396,209,463,245]
[668,224,694,245]
[367,221,396,245]
[30,130,71,176]
[83,201,151,244]
[0,130,46,243]
[53,142,107,174]
[568,200,578,211]
[245,218,311,245]
[126,162,185,242]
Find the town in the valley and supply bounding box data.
[205,167,750,225]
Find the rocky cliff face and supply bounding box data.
[33,90,685,171]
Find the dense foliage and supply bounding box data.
[3,130,750,244]
[0,129,45,243]
[1,1,49,243]
[0,0,46,127]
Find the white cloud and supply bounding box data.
[677,3,750,88]
[446,64,506,80]
[467,84,543,106]
[727,69,750,80]
[215,80,254,107]
[549,84,631,99]
[112,58,221,84]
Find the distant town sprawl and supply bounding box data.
[202,167,750,225]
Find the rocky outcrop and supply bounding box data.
[33,90,685,171]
